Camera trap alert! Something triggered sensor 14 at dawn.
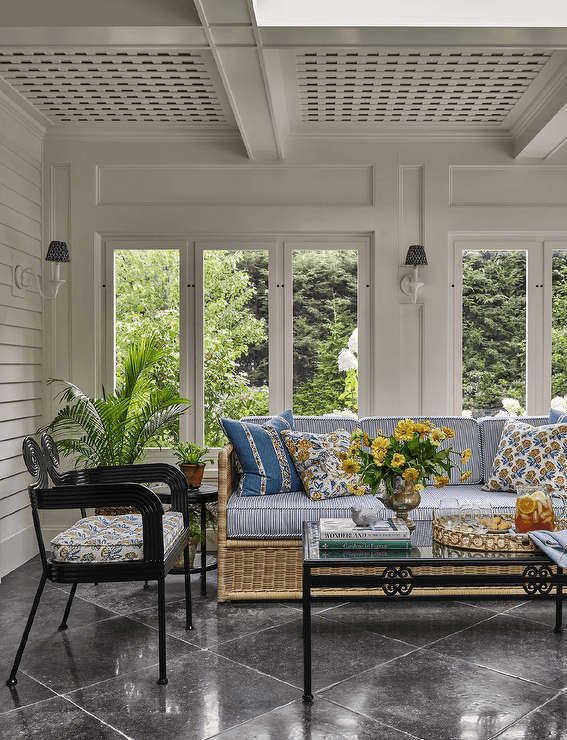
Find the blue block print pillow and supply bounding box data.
[484,419,567,494]
[220,410,303,496]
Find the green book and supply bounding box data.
[319,539,412,550]
[318,547,414,559]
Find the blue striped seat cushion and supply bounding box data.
[226,485,533,539]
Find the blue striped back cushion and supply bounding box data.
[358,417,482,485]
[242,415,359,436]
[478,416,548,480]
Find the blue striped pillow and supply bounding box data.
[220,410,303,496]
[550,407,567,424]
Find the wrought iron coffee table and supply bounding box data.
[301,520,567,702]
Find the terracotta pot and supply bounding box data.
[179,462,205,489]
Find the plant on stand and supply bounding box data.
[172,441,215,489]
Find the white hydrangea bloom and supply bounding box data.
[338,348,358,372]
[347,328,358,355]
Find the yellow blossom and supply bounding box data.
[442,426,455,439]
[347,482,367,496]
[371,436,390,454]
[348,442,361,457]
[395,418,415,441]
[433,475,450,488]
[402,467,419,481]
[461,448,471,464]
[415,483,425,491]
[460,471,472,483]
[413,422,430,440]
[341,458,360,475]
[430,428,446,445]
[362,433,370,447]
[373,450,386,465]
[391,453,406,468]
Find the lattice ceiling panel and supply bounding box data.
[0,50,228,124]
[296,51,552,123]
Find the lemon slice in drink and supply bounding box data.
[518,496,536,515]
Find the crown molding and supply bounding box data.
[44,124,242,142]
[0,87,46,138]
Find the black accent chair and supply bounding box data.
[6,434,193,687]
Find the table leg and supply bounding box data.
[200,501,207,596]
[555,566,563,633]
[302,564,313,702]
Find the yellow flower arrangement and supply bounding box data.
[342,418,472,497]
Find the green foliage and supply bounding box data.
[43,333,191,467]
[172,442,214,466]
[552,252,567,398]
[462,251,526,414]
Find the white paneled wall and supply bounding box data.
[0,94,44,578]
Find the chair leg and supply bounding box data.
[58,583,77,630]
[6,571,48,686]
[157,577,168,685]
[184,543,194,631]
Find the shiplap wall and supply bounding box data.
[0,94,44,578]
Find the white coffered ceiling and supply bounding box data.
[0,0,566,160]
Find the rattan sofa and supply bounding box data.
[216,414,549,601]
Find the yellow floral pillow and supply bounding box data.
[281,429,366,500]
[484,419,567,493]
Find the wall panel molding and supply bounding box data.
[96,164,374,207]
[450,165,567,207]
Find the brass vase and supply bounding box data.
[377,475,421,531]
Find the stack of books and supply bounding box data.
[318,517,412,553]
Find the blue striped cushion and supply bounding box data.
[220,410,302,496]
[226,485,532,538]
[550,407,567,424]
[358,416,482,485]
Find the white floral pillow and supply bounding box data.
[484,419,567,493]
[281,429,366,500]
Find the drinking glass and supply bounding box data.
[437,498,461,530]
[461,503,482,533]
[474,501,493,534]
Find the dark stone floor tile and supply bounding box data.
[1,696,126,740]
[211,697,419,740]
[66,650,299,740]
[494,690,567,739]
[53,576,192,616]
[504,599,564,628]
[428,613,567,687]
[321,599,497,647]
[321,649,554,740]
[1,585,117,649]
[15,615,198,693]
[130,594,300,647]
[456,598,530,613]
[0,655,57,714]
[210,614,417,692]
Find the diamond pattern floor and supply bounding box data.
[2,556,567,739]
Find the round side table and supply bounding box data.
[186,484,218,595]
[159,483,218,595]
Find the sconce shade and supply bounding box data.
[404,244,428,267]
[45,240,70,263]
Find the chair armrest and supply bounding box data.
[31,483,172,561]
[217,443,239,545]
[55,463,189,518]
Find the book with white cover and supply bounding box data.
[318,517,411,540]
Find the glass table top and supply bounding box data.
[303,520,549,565]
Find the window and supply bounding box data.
[107,237,369,447]
[461,249,526,417]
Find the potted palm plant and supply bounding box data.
[41,333,190,467]
[172,442,215,489]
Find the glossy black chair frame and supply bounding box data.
[6,434,193,687]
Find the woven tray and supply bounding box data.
[432,514,567,553]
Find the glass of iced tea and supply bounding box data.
[514,485,561,533]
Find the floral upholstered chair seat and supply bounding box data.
[50,512,184,563]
